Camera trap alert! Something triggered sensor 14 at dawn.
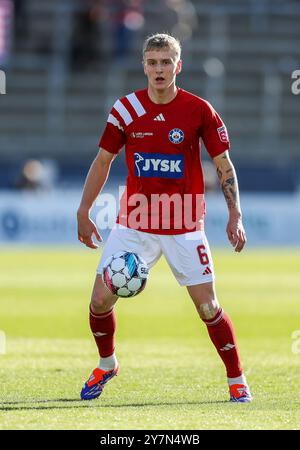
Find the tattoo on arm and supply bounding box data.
[216,165,240,211]
[222,176,238,209]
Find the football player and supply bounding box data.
[77,33,252,403]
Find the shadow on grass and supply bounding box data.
[0,398,228,411]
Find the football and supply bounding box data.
[102,251,149,297]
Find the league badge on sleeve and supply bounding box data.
[217,125,229,143]
[168,128,184,144]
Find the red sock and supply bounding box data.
[89,306,116,358]
[203,308,243,378]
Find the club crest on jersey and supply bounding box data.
[134,152,184,179]
[217,125,229,143]
[168,128,184,144]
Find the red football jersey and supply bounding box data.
[99,88,230,234]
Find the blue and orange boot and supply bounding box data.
[229,383,253,403]
[80,366,119,400]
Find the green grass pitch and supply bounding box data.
[0,247,299,430]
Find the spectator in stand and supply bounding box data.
[14,159,57,191]
[164,0,198,42]
[71,0,105,70]
[0,0,14,65]
[109,0,145,60]
[12,0,28,40]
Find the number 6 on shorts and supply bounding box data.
[197,245,210,265]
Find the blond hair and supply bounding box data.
[143,33,181,61]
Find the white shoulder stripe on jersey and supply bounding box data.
[113,99,133,126]
[126,92,146,117]
[107,113,124,132]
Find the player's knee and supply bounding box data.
[189,283,220,321]
[90,289,115,310]
[90,295,107,312]
[197,298,220,321]
[90,282,116,313]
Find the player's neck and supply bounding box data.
[147,84,178,104]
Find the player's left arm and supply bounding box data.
[213,150,246,252]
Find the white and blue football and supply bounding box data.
[102,251,149,298]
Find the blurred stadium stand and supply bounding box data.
[0,0,300,191]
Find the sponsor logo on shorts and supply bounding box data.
[202,267,212,276]
[134,152,184,178]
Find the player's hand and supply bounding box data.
[77,211,102,249]
[226,213,246,253]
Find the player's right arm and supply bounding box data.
[77,148,116,249]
